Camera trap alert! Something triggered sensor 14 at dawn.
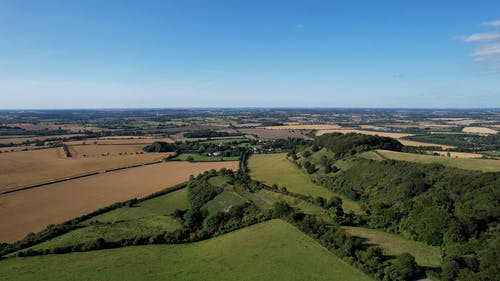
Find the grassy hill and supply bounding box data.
[0,220,372,281]
[12,188,190,253]
[343,226,441,268]
[298,138,499,280]
[375,149,500,172]
[248,153,362,214]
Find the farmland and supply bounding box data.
[376,149,500,172]
[262,124,342,130]
[462,126,497,134]
[0,147,174,192]
[248,153,362,214]
[428,150,484,158]
[398,139,454,149]
[18,188,190,252]
[239,128,313,139]
[0,161,238,242]
[172,153,240,162]
[0,220,372,281]
[68,144,147,157]
[0,108,498,281]
[0,134,85,145]
[64,137,174,146]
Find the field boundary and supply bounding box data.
[0,160,165,195]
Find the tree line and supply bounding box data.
[311,154,498,280]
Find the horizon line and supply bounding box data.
[1,106,500,111]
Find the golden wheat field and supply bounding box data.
[6,122,109,132]
[0,134,85,145]
[429,151,484,158]
[63,137,174,146]
[0,161,239,243]
[0,147,173,193]
[262,124,342,130]
[68,144,147,157]
[462,126,498,134]
[398,140,455,150]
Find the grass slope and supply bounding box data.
[0,220,372,281]
[256,189,328,220]
[203,189,248,215]
[343,226,441,268]
[249,153,362,214]
[376,150,500,172]
[22,188,190,252]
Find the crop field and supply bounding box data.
[69,144,146,157]
[173,153,240,162]
[0,220,372,281]
[0,134,85,145]
[0,147,174,192]
[248,153,362,214]
[262,124,342,130]
[199,137,249,144]
[462,126,498,134]
[239,128,313,139]
[429,151,484,158]
[0,161,239,242]
[17,188,190,252]
[5,122,108,132]
[64,137,174,146]
[343,226,441,268]
[376,150,500,172]
[398,139,455,149]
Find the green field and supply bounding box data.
[19,188,190,252]
[343,226,441,268]
[173,153,240,162]
[249,153,362,214]
[0,220,372,281]
[256,189,328,220]
[203,189,248,215]
[376,150,500,172]
[358,150,385,161]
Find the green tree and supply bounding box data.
[441,260,460,281]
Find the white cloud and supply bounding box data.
[473,43,500,58]
[462,21,500,73]
[481,20,500,27]
[462,32,500,42]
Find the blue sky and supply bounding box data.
[0,0,499,108]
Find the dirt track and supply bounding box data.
[0,161,238,243]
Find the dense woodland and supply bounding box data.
[184,130,242,138]
[300,133,499,281]
[314,133,403,157]
[405,133,500,152]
